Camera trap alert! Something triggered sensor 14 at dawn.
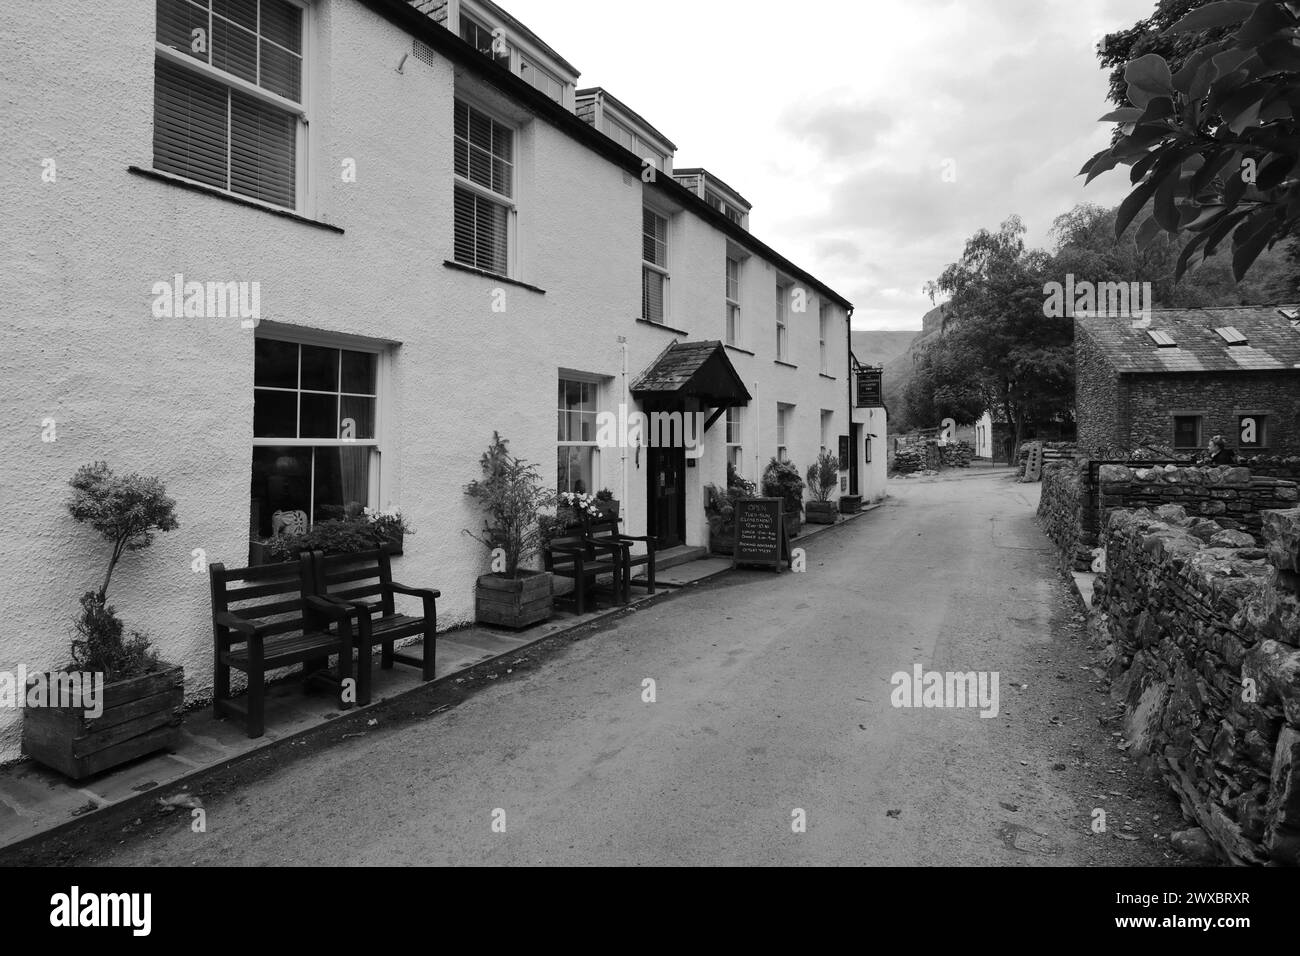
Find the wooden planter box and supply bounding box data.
[805,501,838,524]
[476,570,553,629]
[249,532,403,566]
[783,511,802,540]
[839,494,863,514]
[22,664,184,781]
[708,518,736,555]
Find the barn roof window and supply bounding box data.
[1147,330,1176,348]
[1214,326,1248,346]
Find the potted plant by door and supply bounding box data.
[22,463,184,780]
[805,452,840,524]
[464,433,557,629]
[705,468,757,555]
[762,457,805,540]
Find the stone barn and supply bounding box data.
[1075,305,1300,459]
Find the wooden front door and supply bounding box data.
[647,439,686,550]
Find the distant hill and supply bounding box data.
[850,331,918,368]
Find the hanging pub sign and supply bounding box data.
[732,497,792,572]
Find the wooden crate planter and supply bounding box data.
[839,494,863,514]
[783,511,802,540]
[708,519,736,555]
[475,570,553,629]
[22,665,184,780]
[250,532,403,566]
[805,501,837,524]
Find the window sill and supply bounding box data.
[725,344,755,356]
[637,318,691,336]
[127,166,345,234]
[819,373,837,381]
[442,260,547,294]
[774,360,798,369]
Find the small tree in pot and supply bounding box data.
[23,462,185,780]
[805,452,840,524]
[762,457,805,540]
[464,433,557,629]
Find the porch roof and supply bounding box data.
[630,340,751,407]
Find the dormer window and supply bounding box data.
[460,12,508,67]
[519,54,563,103]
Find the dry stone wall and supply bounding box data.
[1092,504,1300,865]
[1039,459,1299,571]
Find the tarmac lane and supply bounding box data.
[88,471,1176,867]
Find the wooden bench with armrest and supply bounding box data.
[209,553,362,739]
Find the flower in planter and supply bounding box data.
[265,510,413,562]
[558,491,604,521]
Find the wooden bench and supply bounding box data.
[543,523,627,615]
[310,545,439,704]
[209,554,361,739]
[585,519,656,603]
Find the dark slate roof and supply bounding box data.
[630,340,751,405]
[1076,305,1300,374]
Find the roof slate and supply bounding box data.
[1076,305,1300,374]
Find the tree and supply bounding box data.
[1048,201,1292,305]
[927,217,1074,459]
[1083,0,1300,281]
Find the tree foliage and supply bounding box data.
[917,218,1074,458]
[1084,0,1300,281]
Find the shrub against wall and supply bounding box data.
[1093,504,1300,865]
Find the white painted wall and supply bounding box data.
[0,0,858,762]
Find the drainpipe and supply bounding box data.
[846,305,855,494]
[619,335,629,524]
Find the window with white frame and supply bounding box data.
[726,406,742,472]
[153,0,306,212]
[604,117,635,151]
[642,208,669,323]
[454,99,514,275]
[558,377,599,494]
[251,337,384,540]
[460,13,509,67]
[707,191,743,225]
[820,410,833,457]
[725,255,741,345]
[819,302,832,374]
[604,117,665,170]
[777,404,793,462]
[776,283,790,361]
[519,55,563,103]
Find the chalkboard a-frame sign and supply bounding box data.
[732,497,792,572]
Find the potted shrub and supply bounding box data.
[705,468,757,555]
[464,433,557,629]
[805,452,840,524]
[762,457,805,540]
[23,463,184,780]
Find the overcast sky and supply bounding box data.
[503,0,1157,330]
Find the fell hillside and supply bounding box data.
[850,330,918,368]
